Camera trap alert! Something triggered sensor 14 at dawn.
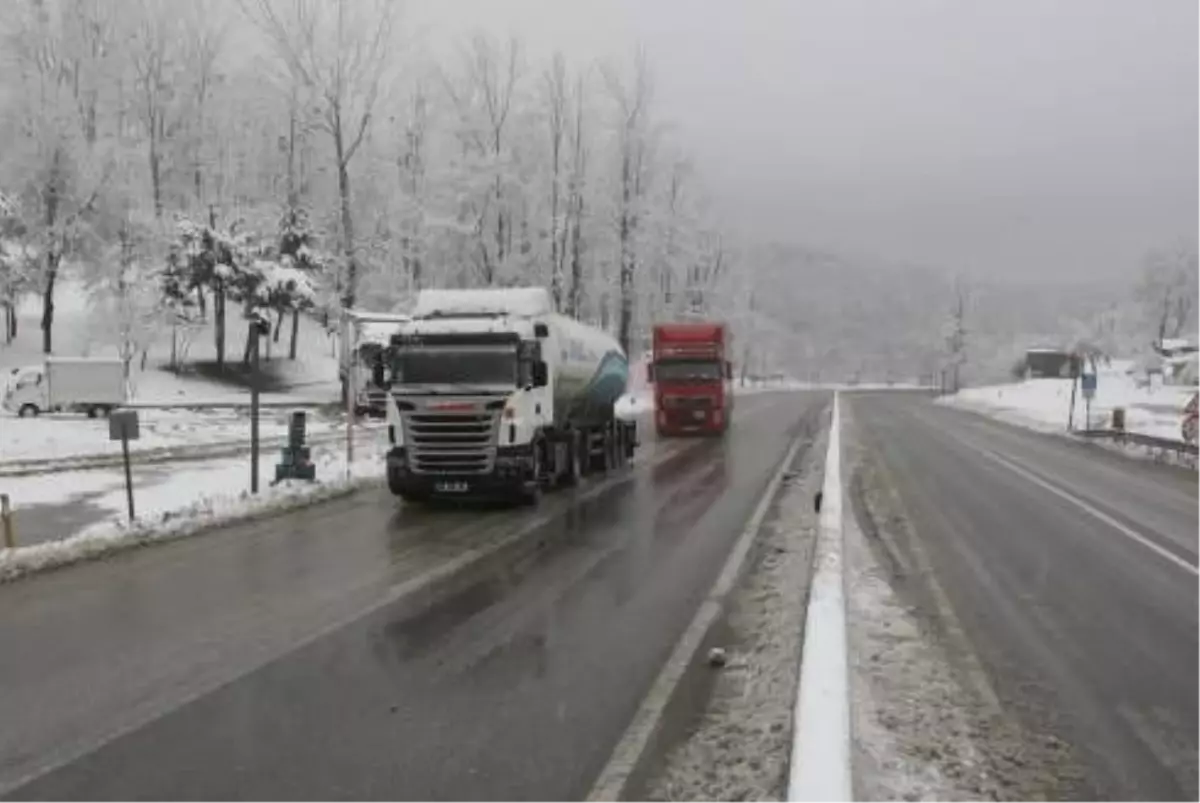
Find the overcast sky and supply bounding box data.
[409,0,1196,282]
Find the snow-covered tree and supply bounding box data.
[241,0,398,312]
[602,49,656,355]
[1,0,122,353]
[1137,240,1198,347]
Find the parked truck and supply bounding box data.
[2,357,126,418]
[381,287,636,505]
[649,322,733,436]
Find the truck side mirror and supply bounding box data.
[532,361,549,388]
[533,322,549,339]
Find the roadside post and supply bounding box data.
[1081,371,1097,431]
[343,312,357,482]
[248,315,271,494]
[1067,353,1080,431]
[274,410,316,483]
[108,409,140,523]
[0,493,14,549]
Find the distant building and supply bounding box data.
[1024,348,1078,379]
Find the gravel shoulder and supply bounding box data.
[641,425,827,802]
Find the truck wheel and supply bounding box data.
[86,407,98,419]
[520,443,544,505]
[18,404,38,418]
[386,465,409,498]
[563,433,584,486]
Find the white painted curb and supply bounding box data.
[788,391,852,801]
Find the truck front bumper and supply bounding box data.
[655,408,728,436]
[386,446,535,500]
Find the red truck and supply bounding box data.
[649,322,733,436]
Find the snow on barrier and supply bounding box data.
[788,391,852,801]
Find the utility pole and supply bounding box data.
[249,316,270,493]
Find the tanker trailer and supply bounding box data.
[382,287,637,505]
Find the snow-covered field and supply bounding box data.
[0,430,388,582]
[939,367,1196,441]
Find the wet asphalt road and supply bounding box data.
[850,393,1198,800]
[0,391,828,800]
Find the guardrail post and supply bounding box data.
[1,493,15,549]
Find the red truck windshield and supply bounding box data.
[655,360,723,382]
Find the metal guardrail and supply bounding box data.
[1077,428,1198,457]
[0,424,386,478]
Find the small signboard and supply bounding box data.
[1080,373,1097,401]
[108,409,140,441]
[108,409,139,522]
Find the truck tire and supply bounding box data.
[387,465,410,498]
[563,432,584,487]
[18,404,38,418]
[519,443,543,506]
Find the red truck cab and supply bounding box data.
[649,322,733,436]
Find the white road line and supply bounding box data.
[788,391,852,802]
[977,448,1198,576]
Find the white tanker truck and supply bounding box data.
[380,287,637,504]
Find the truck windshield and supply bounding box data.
[392,345,518,386]
[655,360,723,382]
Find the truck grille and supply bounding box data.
[664,395,714,409]
[402,412,499,474]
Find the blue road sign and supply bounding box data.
[1081,372,1097,400]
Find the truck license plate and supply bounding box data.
[692,410,705,420]
[435,481,469,493]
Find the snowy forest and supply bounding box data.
[0,0,763,378]
[0,0,1195,385]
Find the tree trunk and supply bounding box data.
[274,308,284,343]
[42,253,60,354]
[568,190,584,318]
[334,125,357,310]
[617,150,635,355]
[214,281,226,370]
[289,308,300,360]
[149,129,163,219]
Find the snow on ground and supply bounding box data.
[642,422,825,802]
[1,274,347,465]
[939,369,1196,440]
[0,430,389,583]
[0,407,358,466]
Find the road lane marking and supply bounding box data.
[587,401,823,801]
[788,390,852,801]
[976,448,1198,576]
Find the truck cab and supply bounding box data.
[649,322,733,437]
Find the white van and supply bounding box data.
[2,357,126,418]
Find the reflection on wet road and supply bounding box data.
[0,391,828,800]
